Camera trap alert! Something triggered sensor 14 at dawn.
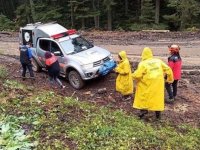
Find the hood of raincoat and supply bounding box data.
[142,47,153,61]
[119,51,127,61]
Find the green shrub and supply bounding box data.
[3,80,24,90]
[0,66,8,79]
[0,14,15,31]
[128,23,168,31]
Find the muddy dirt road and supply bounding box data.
[0,31,200,66]
[0,31,200,127]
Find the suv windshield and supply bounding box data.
[59,36,93,54]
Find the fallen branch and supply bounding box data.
[71,91,77,97]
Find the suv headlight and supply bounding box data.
[108,53,113,60]
[82,63,93,70]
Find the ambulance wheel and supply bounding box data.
[32,59,41,72]
[68,70,85,89]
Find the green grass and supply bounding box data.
[0,80,199,150]
[3,80,25,90]
[0,115,36,150]
[0,65,8,79]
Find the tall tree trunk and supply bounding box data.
[125,0,128,15]
[95,16,100,29]
[81,18,85,29]
[140,0,144,23]
[155,0,160,24]
[107,9,112,30]
[7,0,15,18]
[0,0,6,15]
[70,1,75,28]
[135,0,141,20]
[96,0,100,28]
[29,0,36,22]
[25,0,31,23]
[4,0,8,16]
[141,0,144,12]
[27,13,31,23]
[93,0,100,28]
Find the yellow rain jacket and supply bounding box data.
[132,47,173,111]
[115,51,133,95]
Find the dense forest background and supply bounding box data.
[0,0,200,31]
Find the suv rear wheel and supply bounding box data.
[32,59,41,72]
[68,70,85,89]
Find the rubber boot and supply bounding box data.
[155,111,161,120]
[138,110,148,119]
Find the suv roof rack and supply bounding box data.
[34,21,57,28]
[25,21,57,28]
[26,23,34,26]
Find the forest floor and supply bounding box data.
[0,31,199,127]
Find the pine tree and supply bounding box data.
[140,0,154,24]
[0,14,14,30]
[34,1,62,23]
[68,0,100,29]
[92,0,100,29]
[164,0,200,30]
[29,0,36,22]
[103,0,116,30]
[15,0,32,26]
[155,0,160,24]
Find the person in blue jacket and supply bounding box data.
[19,42,34,80]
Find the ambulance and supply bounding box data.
[19,22,113,89]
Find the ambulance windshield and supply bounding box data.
[59,36,94,54]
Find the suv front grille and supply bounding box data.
[93,60,102,67]
[93,56,110,67]
[103,56,110,62]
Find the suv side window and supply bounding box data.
[39,39,50,51]
[51,41,63,55]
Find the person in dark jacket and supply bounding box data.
[45,52,65,89]
[165,44,182,103]
[19,42,34,80]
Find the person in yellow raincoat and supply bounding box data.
[115,51,133,101]
[132,47,173,119]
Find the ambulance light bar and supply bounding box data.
[67,29,76,35]
[51,29,77,39]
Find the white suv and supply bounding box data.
[19,22,113,89]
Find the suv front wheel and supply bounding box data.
[68,70,85,89]
[32,59,41,72]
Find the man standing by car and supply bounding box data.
[19,42,34,80]
[132,47,173,120]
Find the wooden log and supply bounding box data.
[142,30,170,33]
